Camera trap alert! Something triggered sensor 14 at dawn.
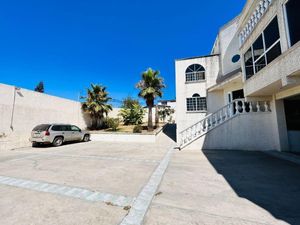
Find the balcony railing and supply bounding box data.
[178,99,271,149]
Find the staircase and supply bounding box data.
[177,99,272,150]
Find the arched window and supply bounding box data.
[185,64,205,82]
[186,93,207,112]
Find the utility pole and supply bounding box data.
[10,87,21,130]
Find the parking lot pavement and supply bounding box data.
[0,185,126,225]
[144,149,300,225]
[0,129,175,225]
[2,125,300,225]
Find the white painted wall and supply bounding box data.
[207,91,224,113]
[218,17,241,75]
[0,83,149,150]
[0,83,90,150]
[185,113,278,151]
[175,55,219,139]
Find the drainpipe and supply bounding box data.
[10,87,20,130]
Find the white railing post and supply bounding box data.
[256,101,261,112]
[242,100,246,113]
[235,102,240,114]
[249,102,253,112]
[264,101,269,112]
[206,118,209,132]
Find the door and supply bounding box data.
[70,125,82,141]
[231,89,245,114]
[284,97,300,152]
[61,125,73,142]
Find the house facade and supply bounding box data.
[176,0,300,151]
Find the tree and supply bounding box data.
[119,101,145,125]
[81,84,113,130]
[136,68,165,131]
[158,106,175,123]
[121,97,140,109]
[34,81,44,93]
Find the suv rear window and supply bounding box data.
[32,124,50,131]
[51,125,62,131]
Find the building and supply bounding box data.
[157,100,176,110]
[176,0,300,151]
[157,100,176,123]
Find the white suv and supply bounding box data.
[30,124,90,147]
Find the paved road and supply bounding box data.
[0,125,300,225]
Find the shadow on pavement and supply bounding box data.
[203,150,300,225]
[162,124,177,142]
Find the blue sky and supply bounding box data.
[0,0,245,105]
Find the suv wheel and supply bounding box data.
[83,134,90,142]
[53,137,63,147]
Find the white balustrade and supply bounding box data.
[240,0,273,45]
[179,99,272,148]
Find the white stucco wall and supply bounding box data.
[185,112,278,151]
[218,17,241,76]
[0,83,88,150]
[207,91,224,113]
[175,55,220,139]
[0,83,150,150]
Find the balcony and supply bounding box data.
[244,41,300,97]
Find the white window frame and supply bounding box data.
[244,16,281,79]
[283,0,292,48]
[186,96,207,112]
[185,64,206,83]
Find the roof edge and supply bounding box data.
[175,54,220,61]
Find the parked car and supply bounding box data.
[30,124,90,147]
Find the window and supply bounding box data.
[186,94,207,112]
[244,16,282,79]
[51,125,62,131]
[185,64,205,82]
[252,35,266,73]
[71,125,81,132]
[32,124,50,131]
[231,54,240,63]
[244,47,254,79]
[285,0,300,47]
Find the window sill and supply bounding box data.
[185,80,206,84]
[186,111,207,113]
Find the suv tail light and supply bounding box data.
[45,130,50,136]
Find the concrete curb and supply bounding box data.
[119,145,175,225]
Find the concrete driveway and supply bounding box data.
[0,126,174,225]
[0,125,300,225]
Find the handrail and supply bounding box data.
[178,99,271,149]
[179,98,244,136]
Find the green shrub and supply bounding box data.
[106,118,120,131]
[119,102,145,125]
[133,125,143,133]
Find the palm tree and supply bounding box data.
[81,84,112,130]
[136,68,165,131]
